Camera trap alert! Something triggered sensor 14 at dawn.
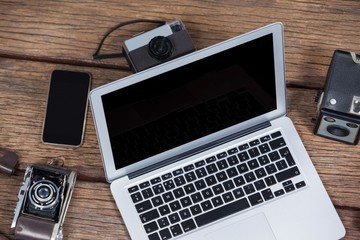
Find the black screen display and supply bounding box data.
[42,70,91,146]
[102,34,276,169]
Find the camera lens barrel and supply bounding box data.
[29,180,59,209]
[148,36,173,60]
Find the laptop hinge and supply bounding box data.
[128,121,271,179]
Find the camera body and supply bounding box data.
[11,164,76,240]
[314,50,360,144]
[122,20,196,72]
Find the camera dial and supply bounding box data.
[148,36,173,60]
[29,179,59,209]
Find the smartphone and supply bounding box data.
[42,70,92,147]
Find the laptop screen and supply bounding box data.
[102,33,276,170]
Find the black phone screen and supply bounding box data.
[42,70,91,146]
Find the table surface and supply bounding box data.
[1,0,360,239]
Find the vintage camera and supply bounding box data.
[11,164,77,240]
[122,20,196,72]
[314,50,360,144]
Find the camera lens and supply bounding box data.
[29,180,59,209]
[327,125,350,137]
[148,36,173,60]
[38,186,51,199]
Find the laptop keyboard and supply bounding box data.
[127,131,306,240]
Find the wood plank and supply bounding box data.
[1,0,360,87]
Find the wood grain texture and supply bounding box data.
[1,57,360,239]
[1,0,360,239]
[1,0,360,87]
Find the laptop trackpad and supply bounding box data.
[205,213,276,240]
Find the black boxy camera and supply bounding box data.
[314,50,360,144]
[11,164,76,240]
[122,20,196,72]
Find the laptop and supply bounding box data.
[89,22,345,240]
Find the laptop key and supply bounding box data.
[195,160,205,167]
[174,176,186,186]
[195,198,250,227]
[140,209,160,223]
[135,200,152,213]
[268,151,280,161]
[148,232,160,240]
[128,186,139,193]
[173,188,185,198]
[227,155,239,166]
[181,219,197,232]
[168,212,181,224]
[153,184,165,195]
[170,224,183,237]
[140,181,150,189]
[184,164,194,172]
[259,143,271,154]
[152,196,164,207]
[248,147,260,158]
[216,152,227,159]
[279,147,296,166]
[248,192,264,206]
[184,183,196,195]
[296,181,306,189]
[227,147,238,155]
[190,204,202,215]
[206,163,218,174]
[274,189,285,197]
[237,163,249,174]
[264,176,277,186]
[191,192,203,203]
[233,188,245,199]
[237,152,250,162]
[162,173,172,180]
[238,143,249,151]
[150,177,161,185]
[261,188,274,201]
[271,131,282,139]
[131,192,143,203]
[159,205,171,216]
[142,188,154,199]
[173,168,183,176]
[184,172,197,182]
[158,217,170,228]
[162,192,174,203]
[260,135,271,142]
[249,139,260,146]
[180,196,192,207]
[212,196,224,207]
[195,167,207,178]
[258,155,270,165]
[205,156,216,163]
[194,179,206,190]
[163,180,175,191]
[275,166,300,182]
[159,228,171,239]
[201,200,213,211]
[179,209,191,220]
[216,159,228,170]
[269,137,286,150]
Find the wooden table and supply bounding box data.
[0,1,359,239]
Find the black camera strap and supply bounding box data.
[92,19,166,60]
